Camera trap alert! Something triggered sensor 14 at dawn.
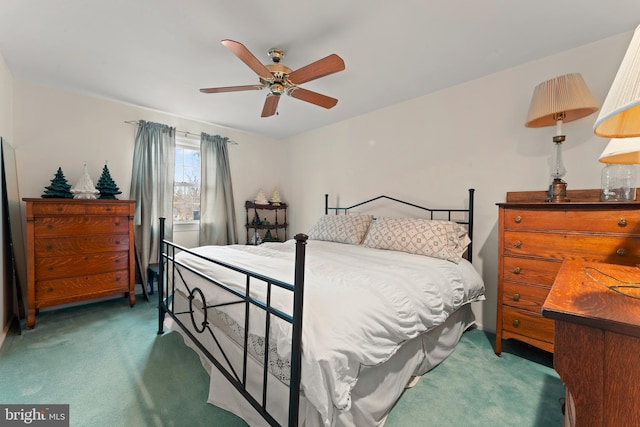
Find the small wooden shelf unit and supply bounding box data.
[245,201,288,244]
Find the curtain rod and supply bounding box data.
[124,120,237,144]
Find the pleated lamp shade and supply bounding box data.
[599,137,640,164]
[594,25,640,138]
[526,73,599,128]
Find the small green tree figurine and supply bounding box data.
[96,163,122,200]
[42,167,73,198]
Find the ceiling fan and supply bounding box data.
[200,40,345,117]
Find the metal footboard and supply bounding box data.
[157,217,307,427]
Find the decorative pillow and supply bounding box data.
[307,214,374,245]
[362,217,471,263]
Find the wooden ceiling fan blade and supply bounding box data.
[287,54,345,85]
[261,94,280,117]
[288,87,338,109]
[200,85,263,93]
[221,39,273,80]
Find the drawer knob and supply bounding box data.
[513,319,520,327]
[617,248,627,256]
[619,218,628,227]
[514,241,522,248]
[513,267,521,274]
[513,293,520,302]
[514,216,522,224]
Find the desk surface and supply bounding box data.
[542,261,640,339]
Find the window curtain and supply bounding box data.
[199,133,238,245]
[129,120,176,291]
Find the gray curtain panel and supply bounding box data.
[129,120,176,289]
[199,133,237,245]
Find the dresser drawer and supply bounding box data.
[35,270,130,307]
[502,307,554,344]
[504,209,640,235]
[31,202,132,216]
[84,203,132,215]
[31,203,87,216]
[35,252,130,280]
[502,282,551,312]
[503,231,640,265]
[34,235,129,257]
[503,257,561,286]
[34,216,129,237]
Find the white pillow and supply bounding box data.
[307,214,374,245]
[362,217,471,263]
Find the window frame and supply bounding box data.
[173,135,201,229]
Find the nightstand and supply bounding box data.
[543,260,640,426]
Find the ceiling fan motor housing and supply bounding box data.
[268,48,285,63]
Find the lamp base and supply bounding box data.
[547,178,570,203]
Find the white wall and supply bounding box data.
[0,52,14,340]
[284,30,635,332]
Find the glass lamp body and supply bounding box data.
[601,164,637,202]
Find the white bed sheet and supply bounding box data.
[165,299,476,427]
[168,239,485,425]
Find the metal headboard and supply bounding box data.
[324,188,475,262]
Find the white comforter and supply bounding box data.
[172,239,484,425]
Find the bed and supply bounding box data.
[157,189,484,427]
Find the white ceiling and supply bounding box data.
[1,1,639,140]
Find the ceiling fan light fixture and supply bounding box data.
[270,83,285,95]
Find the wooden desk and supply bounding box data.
[542,261,640,427]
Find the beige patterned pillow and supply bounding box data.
[307,214,374,245]
[362,217,471,263]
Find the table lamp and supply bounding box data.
[593,25,640,202]
[599,137,640,164]
[526,73,599,202]
[594,25,640,138]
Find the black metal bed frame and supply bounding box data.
[324,188,475,262]
[156,188,475,427]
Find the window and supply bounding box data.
[173,138,200,222]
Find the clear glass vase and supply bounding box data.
[601,164,637,202]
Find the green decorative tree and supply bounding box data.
[42,167,73,198]
[96,163,122,199]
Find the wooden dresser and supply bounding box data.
[24,198,135,328]
[543,261,640,426]
[495,189,640,355]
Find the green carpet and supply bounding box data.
[0,296,564,426]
